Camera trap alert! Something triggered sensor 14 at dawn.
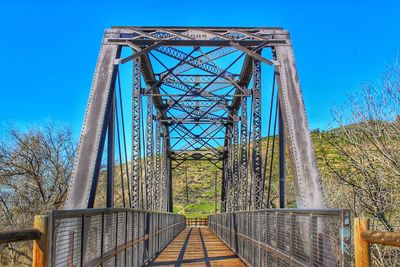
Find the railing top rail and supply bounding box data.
[111,26,285,30]
[49,207,184,219]
[210,208,350,216]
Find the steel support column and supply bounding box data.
[167,154,173,212]
[145,96,154,210]
[154,121,162,211]
[275,45,324,208]
[65,26,326,215]
[239,98,248,211]
[221,122,232,212]
[160,130,168,212]
[278,103,286,208]
[251,60,263,210]
[232,118,240,211]
[131,58,142,209]
[106,93,115,208]
[65,31,120,209]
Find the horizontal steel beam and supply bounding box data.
[108,39,288,47]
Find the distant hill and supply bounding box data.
[171,129,341,218]
[92,124,397,219]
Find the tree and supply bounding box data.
[0,122,75,266]
[323,58,400,266]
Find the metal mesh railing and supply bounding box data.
[208,209,351,267]
[49,208,185,267]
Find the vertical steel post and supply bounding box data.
[223,123,233,212]
[106,93,115,208]
[221,122,231,213]
[240,97,248,211]
[145,96,154,210]
[252,60,263,210]
[65,31,121,209]
[167,154,173,212]
[131,58,142,209]
[232,118,240,211]
[275,44,324,208]
[154,121,161,210]
[278,103,285,208]
[185,163,189,204]
[214,171,218,213]
[160,130,168,212]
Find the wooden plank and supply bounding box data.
[149,227,245,266]
[0,228,41,244]
[354,218,371,267]
[361,231,400,248]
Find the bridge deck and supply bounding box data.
[149,227,245,267]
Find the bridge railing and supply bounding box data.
[49,208,185,267]
[208,209,351,267]
[186,218,208,227]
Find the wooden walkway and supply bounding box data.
[149,227,245,267]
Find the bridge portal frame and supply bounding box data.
[65,26,325,212]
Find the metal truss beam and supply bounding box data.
[145,96,154,210]
[131,58,141,209]
[232,120,240,211]
[275,45,324,208]
[239,99,248,211]
[66,26,325,215]
[251,60,263,210]
[112,26,288,37]
[65,31,120,209]
[154,121,162,210]
[156,46,236,77]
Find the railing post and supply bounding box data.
[32,215,50,267]
[354,218,371,267]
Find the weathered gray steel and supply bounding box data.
[208,209,352,267]
[232,120,240,211]
[131,58,141,209]
[154,121,162,210]
[239,99,249,211]
[106,92,115,208]
[50,208,185,266]
[251,60,263,210]
[65,30,120,209]
[145,96,154,210]
[275,44,325,208]
[65,26,325,215]
[278,103,286,208]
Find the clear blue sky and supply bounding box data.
[0,0,399,138]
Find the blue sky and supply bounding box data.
[0,0,399,139]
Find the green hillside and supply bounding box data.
[171,130,339,218]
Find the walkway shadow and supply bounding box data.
[148,227,244,267]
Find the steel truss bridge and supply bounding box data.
[49,27,352,266]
